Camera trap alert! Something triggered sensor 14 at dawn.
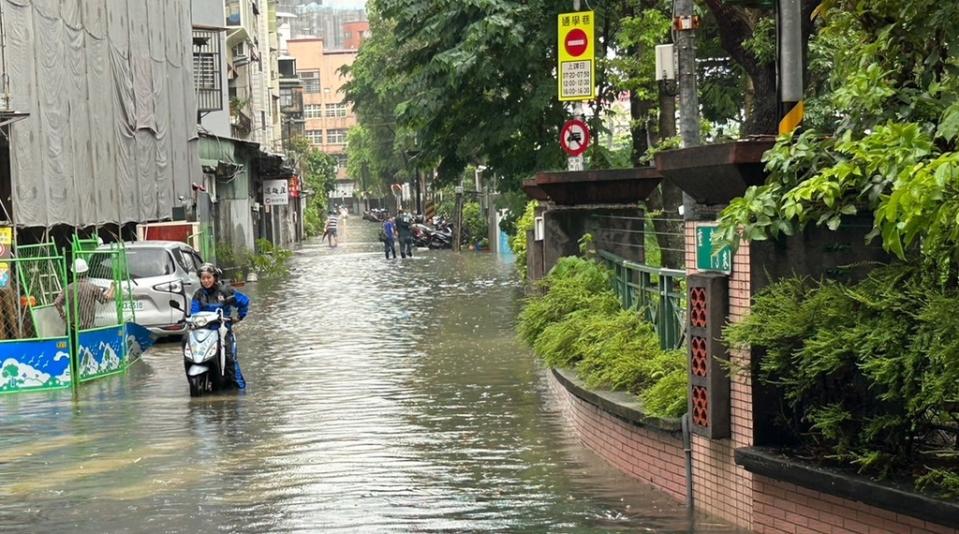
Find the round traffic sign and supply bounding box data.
[564,28,588,57]
[560,118,591,157]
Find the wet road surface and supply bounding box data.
[0,219,736,532]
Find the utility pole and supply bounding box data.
[674,0,700,220]
[453,182,464,252]
[674,0,699,148]
[414,167,422,216]
[779,0,804,134]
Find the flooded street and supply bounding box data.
[0,220,733,533]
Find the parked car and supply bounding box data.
[87,241,203,336]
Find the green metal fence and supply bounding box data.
[599,250,687,350]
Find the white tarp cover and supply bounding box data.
[2,0,201,227]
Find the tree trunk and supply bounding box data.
[744,64,778,135]
[629,92,652,166]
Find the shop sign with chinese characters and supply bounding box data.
[263,180,289,206]
[557,11,595,102]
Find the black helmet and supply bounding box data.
[198,262,221,279]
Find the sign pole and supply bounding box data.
[573,0,583,169]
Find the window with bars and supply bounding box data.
[301,71,320,93]
[304,104,322,118]
[193,29,223,112]
[334,153,348,169]
[325,102,348,117]
[326,129,347,145]
[305,130,323,144]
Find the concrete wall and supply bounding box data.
[542,206,645,274]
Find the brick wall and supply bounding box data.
[687,222,755,529]
[544,221,955,533]
[753,477,958,534]
[547,372,688,502]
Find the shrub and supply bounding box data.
[725,264,959,496]
[462,201,487,245]
[249,238,293,278]
[517,255,689,420]
[511,201,537,278]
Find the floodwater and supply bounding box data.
[0,220,736,533]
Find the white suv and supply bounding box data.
[89,242,203,335]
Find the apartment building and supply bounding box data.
[286,37,358,211]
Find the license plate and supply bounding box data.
[123,301,145,312]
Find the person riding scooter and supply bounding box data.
[191,263,250,389]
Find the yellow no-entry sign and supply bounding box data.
[557,11,595,102]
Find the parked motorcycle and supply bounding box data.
[411,223,434,248]
[170,300,238,397]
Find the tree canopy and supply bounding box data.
[717,1,959,269]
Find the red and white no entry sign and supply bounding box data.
[560,118,590,157]
[564,28,588,57]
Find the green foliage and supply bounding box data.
[917,470,959,500]
[510,200,537,279]
[462,201,487,245]
[716,1,959,267]
[345,0,568,189]
[516,257,616,346]
[250,239,293,278]
[725,264,959,495]
[517,255,688,419]
[287,136,336,238]
[741,17,776,64]
[640,364,688,418]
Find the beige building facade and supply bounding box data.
[286,38,357,188]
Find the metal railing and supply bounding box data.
[599,250,686,350]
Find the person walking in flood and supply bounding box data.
[54,258,116,331]
[325,211,339,248]
[382,216,397,259]
[396,209,414,258]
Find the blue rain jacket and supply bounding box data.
[190,282,249,389]
[190,283,250,320]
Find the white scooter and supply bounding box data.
[170,300,236,397]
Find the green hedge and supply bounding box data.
[725,264,959,498]
[518,256,687,418]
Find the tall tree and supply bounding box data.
[699,0,821,135]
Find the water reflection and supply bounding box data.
[0,219,736,532]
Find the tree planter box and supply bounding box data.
[529,168,662,206]
[655,139,775,205]
[552,367,681,434]
[735,446,959,529]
